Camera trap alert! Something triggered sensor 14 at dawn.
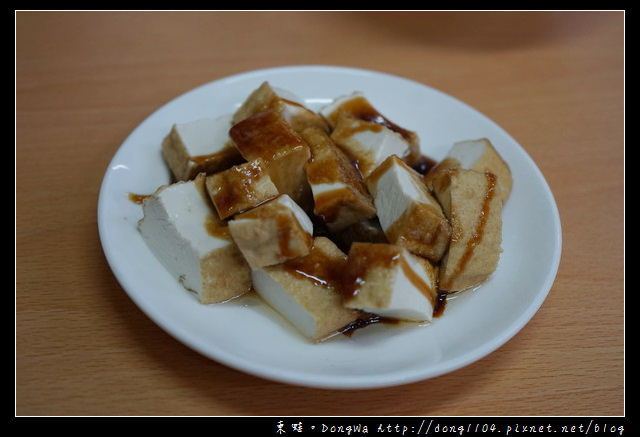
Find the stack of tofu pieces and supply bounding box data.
[137,82,512,342]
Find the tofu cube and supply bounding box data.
[341,242,438,322]
[431,168,503,292]
[161,114,243,181]
[232,81,329,133]
[251,237,364,341]
[366,155,451,262]
[300,126,376,231]
[426,138,512,204]
[321,93,420,176]
[228,194,314,269]
[229,109,312,210]
[137,174,252,303]
[205,158,279,219]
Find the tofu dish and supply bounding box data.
[136,82,512,342]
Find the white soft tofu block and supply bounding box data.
[269,86,313,127]
[310,181,346,197]
[137,175,251,303]
[353,128,411,173]
[319,92,363,127]
[271,86,304,105]
[426,138,512,204]
[278,194,314,235]
[228,194,314,269]
[252,268,317,338]
[162,113,241,181]
[232,82,328,134]
[342,243,437,322]
[321,92,418,176]
[331,119,412,178]
[281,101,308,125]
[371,252,435,321]
[301,125,376,231]
[447,139,488,168]
[369,156,432,230]
[173,115,233,157]
[432,168,503,292]
[366,155,450,262]
[251,237,363,341]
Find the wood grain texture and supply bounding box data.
[16,11,624,417]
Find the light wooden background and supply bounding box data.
[16,11,624,416]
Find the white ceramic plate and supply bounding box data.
[98,65,561,389]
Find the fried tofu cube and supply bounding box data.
[205,158,278,219]
[431,168,503,292]
[229,109,312,210]
[320,93,420,176]
[228,194,313,269]
[137,174,251,303]
[341,242,438,322]
[232,81,329,133]
[161,114,243,181]
[300,126,377,232]
[366,155,451,262]
[426,138,512,204]
[251,237,364,341]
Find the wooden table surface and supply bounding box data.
[16,11,624,417]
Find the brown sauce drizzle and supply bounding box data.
[284,246,347,289]
[302,126,367,189]
[339,291,445,338]
[384,202,444,255]
[398,256,436,306]
[340,245,400,301]
[210,190,236,219]
[307,159,364,189]
[188,142,244,168]
[128,192,150,205]
[339,314,400,337]
[312,190,347,225]
[208,159,275,219]
[281,97,305,109]
[443,172,497,288]
[277,214,293,259]
[285,239,436,308]
[203,214,231,240]
[189,153,218,165]
[276,213,314,260]
[340,243,435,305]
[337,242,443,322]
[333,96,418,144]
[433,291,447,318]
[229,109,308,161]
